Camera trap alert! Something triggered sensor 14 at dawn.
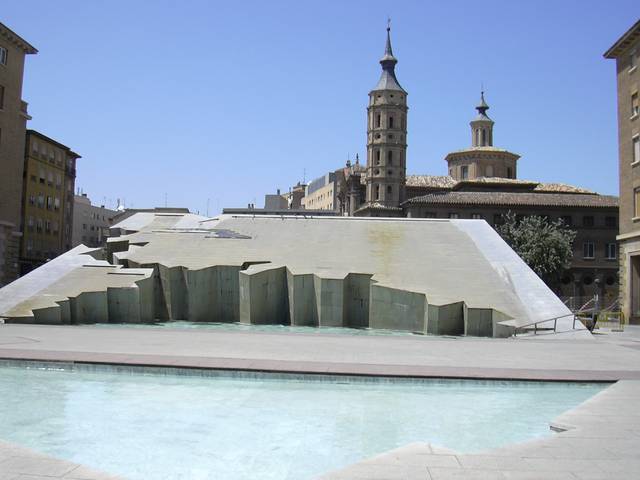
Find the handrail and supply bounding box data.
[512,312,579,336]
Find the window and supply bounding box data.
[28,195,35,206]
[46,196,53,210]
[27,216,34,231]
[0,84,4,110]
[82,223,87,230]
[375,185,380,200]
[388,116,394,128]
[635,188,640,218]
[54,197,60,210]
[45,220,51,233]
[560,215,572,226]
[583,216,594,227]
[375,114,380,128]
[633,136,640,164]
[37,194,44,208]
[387,151,393,164]
[471,213,483,219]
[481,129,486,146]
[387,185,392,195]
[583,241,595,259]
[632,92,639,118]
[36,218,43,233]
[485,165,494,177]
[605,216,617,228]
[56,174,62,187]
[32,140,38,153]
[0,47,7,65]
[461,166,469,180]
[47,171,53,185]
[449,213,459,219]
[375,150,380,165]
[605,243,617,260]
[507,167,513,178]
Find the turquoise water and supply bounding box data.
[88,320,418,336]
[0,365,605,480]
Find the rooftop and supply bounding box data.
[403,190,619,208]
[604,18,640,58]
[0,22,37,54]
[405,175,596,194]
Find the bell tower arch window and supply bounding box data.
[375,114,381,128]
[387,151,393,165]
[389,116,394,128]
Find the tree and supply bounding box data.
[496,212,577,289]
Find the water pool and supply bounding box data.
[0,365,605,480]
[87,320,417,336]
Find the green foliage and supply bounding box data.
[496,212,577,286]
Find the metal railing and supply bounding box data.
[512,312,580,336]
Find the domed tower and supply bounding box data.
[360,23,408,215]
[445,92,519,181]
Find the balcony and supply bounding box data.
[20,100,32,120]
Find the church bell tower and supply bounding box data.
[363,22,408,213]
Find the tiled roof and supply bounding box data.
[355,203,403,213]
[405,175,456,188]
[403,191,618,208]
[405,175,595,194]
[534,182,593,194]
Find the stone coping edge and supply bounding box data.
[0,356,618,384]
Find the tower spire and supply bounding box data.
[373,20,405,92]
[476,90,490,119]
[380,19,397,67]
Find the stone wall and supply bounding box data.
[0,222,20,287]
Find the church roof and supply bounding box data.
[405,175,596,194]
[445,146,519,158]
[406,175,456,188]
[403,191,618,209]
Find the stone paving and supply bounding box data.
[0,324,639,479]
[0,440,121,480]
[320,380,640,480]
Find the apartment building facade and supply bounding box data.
[72,193,116,248]
[0,22,37,285]
[605,19,640,323]
[20,130,80,273]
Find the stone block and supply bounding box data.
[369,284,426,332]
[427,302,464,335]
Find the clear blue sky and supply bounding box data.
[3,1,636,213]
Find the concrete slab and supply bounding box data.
[0,213,586,337]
